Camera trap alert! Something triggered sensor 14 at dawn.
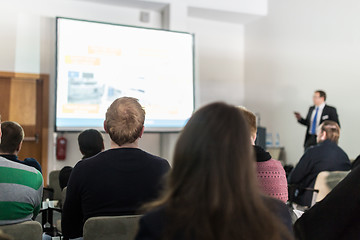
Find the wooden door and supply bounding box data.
[0,72,49,184]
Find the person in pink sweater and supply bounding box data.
[239,107,288,203]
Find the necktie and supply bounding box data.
[311,107,319,134]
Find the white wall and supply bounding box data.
[144,0,267,15]
[188,17,245,106]
[0,0,247,178]
[245,0,360,165]
[0,0,164,173]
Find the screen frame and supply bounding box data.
[55,16,195,133]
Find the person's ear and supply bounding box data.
[251,133,257,145]
[321,131,327,141]
[139,126,144,138]
[17,141,23,153]
[317,130,326,143]
[103,120,108,133]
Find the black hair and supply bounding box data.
[315,90,327,101]
[78,129,104,159]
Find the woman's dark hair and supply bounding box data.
[78,129,104,159]
[59,166,73,190]
[144,102,293,240]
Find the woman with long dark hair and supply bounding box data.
[136,102,294,240]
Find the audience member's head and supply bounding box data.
[146,102,292,240]
[59,166,73,190]
[104,97,145,147]
[313,90,326,106]
[78,129,104,159]
[317,120,340,144]
[0,121,24,155]
[238,107,257,144]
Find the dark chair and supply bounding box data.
[48,170,62,202]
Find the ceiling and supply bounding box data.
[69,0,167,11]
[67,0,263,24]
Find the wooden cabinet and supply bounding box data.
[0,71,49,184]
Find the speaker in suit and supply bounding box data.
[298,104,339,149]
[294,90,340,150]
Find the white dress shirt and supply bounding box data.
[309,102,326,135]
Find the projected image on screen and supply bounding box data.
[56,18,194,132]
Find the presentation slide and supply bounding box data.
[56,18,194,132]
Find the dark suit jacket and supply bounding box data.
[288,140,351,206]
[298,105,339,146]
[294,166,360,240]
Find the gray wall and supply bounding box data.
[245,0,360,164]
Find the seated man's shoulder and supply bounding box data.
[316,141,345,155]
[303,143,325,156]
[145,151,167,162]
[0,157,43,187]
[23,157,42,173]
[129,149,171,173]
[76,149,170,171]
[142,151,170,167]
[0,156,40,173]
[72,156,93,171]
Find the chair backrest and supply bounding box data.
[0,221,42,240]
[313,170,350,203]
[83,215,142,240]
[48,170,62,201]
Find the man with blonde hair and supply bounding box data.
[288,120,351,207]
[62,97,170,240]
[239,107,288,203]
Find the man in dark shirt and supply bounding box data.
[288,120,351,207]
[0,121,42,173]
[59,129,105,190]
[62,97,170,240]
